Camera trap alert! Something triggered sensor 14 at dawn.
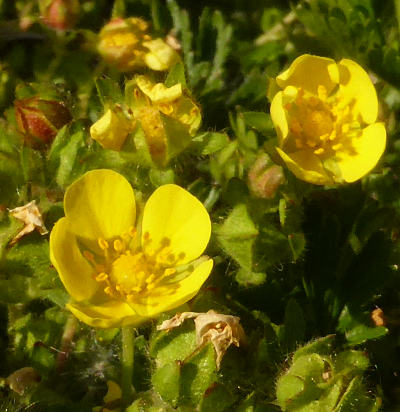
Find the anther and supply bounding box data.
[96,272,108,282]
[164,268,176,276]
[98,238,109,250]
[104,286,113,296]
[314,148,325,155]
[83,250,94,261]
[332,143,343,151]
[114,239,124,252]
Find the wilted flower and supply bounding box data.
[50,169,213,328]
[9,200,48,245]
[269,54,386,185]
[15,96,71,146]
[158,310,246,369]
[90,107,133,151]
[97,18,179,72]
[41,0,80,31]
[127,75,201,165]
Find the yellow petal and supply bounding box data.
[90,109,132,151]
[131,259,213,317]
[67,300,145,328]
[335,122,386,183]
[50,217,98,302]
[270,91,289,143]
[276,54,339,95]
[64,169,136,241]
[142,184,211,265]
[136,75,182,104]
[338,59,378,124]
[143,38,180,71]
[276,147,333,185]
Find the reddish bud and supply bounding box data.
[248,153,285,199]
[42,0,79,31]
[15,97,71,146]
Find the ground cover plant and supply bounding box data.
[0,0,399,411]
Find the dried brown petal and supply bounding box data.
[9,200,48,245]
[158,310,246,369]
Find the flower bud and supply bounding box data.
[90,107,133,151]
[97,18,179,72]
[42,0,80,31]
[248,153,285,199]
[15,97,72,146]
[127,75,201,165]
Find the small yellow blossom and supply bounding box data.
[97,18,179,72]
[90,107,133,151]
[269,54,386,185]
[50,169,213,328]
[127,75,201,165]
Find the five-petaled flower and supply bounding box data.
[50,169,213,328]
[269,54,386,185]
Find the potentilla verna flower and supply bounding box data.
[269,54,386,185]
[50,169,213,328]
[127,75,201,165]
[97,18,179,72]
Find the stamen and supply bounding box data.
[98,238,109,250]
[96,272,108,282]
[114,239,125,252]
[83,251,94,261]
[104,286,113,296]
[314,148,324,155]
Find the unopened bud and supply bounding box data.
[248,154,285,199]
[42,0,80,31]
[15,97,72,146]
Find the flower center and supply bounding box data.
[303,110,333,140]
[285,86,361,157]
[83,229,179,303]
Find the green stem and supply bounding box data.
[395,0,400,39]
[121,326,135,406]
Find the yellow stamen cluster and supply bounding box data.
[84,228,183,304]
[285,85,360,157]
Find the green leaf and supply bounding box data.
[281,299,306,352]
[94,77,124,107]
[55,127,85,187]
[242,112,273,134]
[214,204,258,271]
[180,343,216,406]
[152,362,181,407]
[199,383,235,412]
[165,62,187,89]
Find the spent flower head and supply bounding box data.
[50,169,213,328]
[127,75,201,165]
[97,18,179,73]
[269,54,386,185]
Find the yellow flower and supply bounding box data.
[90,108,133,151]
[50,169,213,328]
[97,18,179,72]
[127,75,201,165]
[269,54,386,185]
